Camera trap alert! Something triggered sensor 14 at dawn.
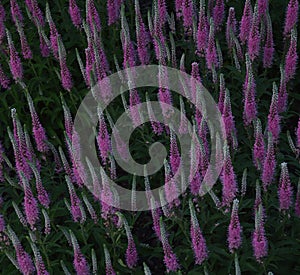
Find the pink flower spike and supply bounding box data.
[284,0,299,36]
[278,163,293,212]
[228,199,242,253]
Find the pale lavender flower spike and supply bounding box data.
[278,162,293,212]
[189,199,208,265]
[262,132,276,190]
[284,29,298,81]
[252,205,268,262]
[267,83,280,143]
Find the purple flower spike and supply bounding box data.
[248,4,261,61]
[284,0,299,36]
[39,33,50,57]
[278,163,293,211]
[97,108,111,165]
[10,0,23,24]
[222,89,238,149]
[205,18,218,71]
[263,13,274,68]
[170,129,180,175]
[7,30,23,81]
[70,232,90,275]
[108,0,122,25]
[284,29,298,81]
[295,181,300,217]
[87,0,101,33]
[196,2,208,56]
[0,214,5,232]
[21,174,39,231]
[135,0,150,65]
[213,0,225,31]
[221,143,237,207]
[239,0,253,44]
[46,5,59,59]
[116,213,138,268]
[262,133,276,190]
[27,94,49,153]
[182,0,193,31]
[258,0,268,18]
[228,199,242,253]
[158,0,167,25]
[69,0,82,28]
[267,83,281,143]
[129,88,142,127]
[189,200,208,265]
[66,176,82,222]
[104,245,116,275]
[0,64,10,89]
[0,141,4,182]
[160,218,180,273]
[252,206,268,262]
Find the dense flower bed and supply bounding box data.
[0,0,299,274]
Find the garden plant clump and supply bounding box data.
[0,0,300,274]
